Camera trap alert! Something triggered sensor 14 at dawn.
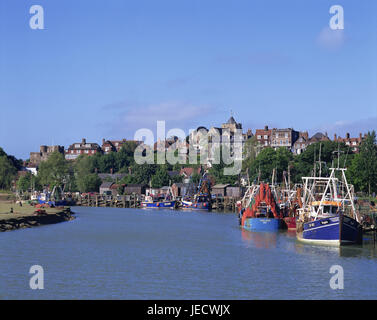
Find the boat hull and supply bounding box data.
[242,217,284,232]
[181,201,210,210]
[298,215,362,246]
[141,200,176,208]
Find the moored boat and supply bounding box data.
[239,182,285,232]
[180,172,211,211]
[296,167,363,246]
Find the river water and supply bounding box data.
[1,207,377,299]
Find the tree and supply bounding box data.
[0,155,17,189]
[354,131,377,195]
[76,174,102,193]
[38,152,70,189]
[16,172,41,192]
[151,166,170,188]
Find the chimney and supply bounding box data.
[334,134,337,141]
[346,132,350,139]
[95,168,98,173]
[110,168,113,174]
[359,133,362,141]
[264,125,268,131]
[102,138,105,145]
[128,167,132,175]
[82,138,86,145]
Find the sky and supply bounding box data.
[0,0,376,159]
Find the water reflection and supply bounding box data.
[293,237,377,259]
[241,228,277,249]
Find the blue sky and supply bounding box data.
[0,0,376,159]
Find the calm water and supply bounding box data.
[1,207,377,299]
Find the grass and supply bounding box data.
[0,201,61,221]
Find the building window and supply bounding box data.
[257,135,261,139]
[264,135,268,139]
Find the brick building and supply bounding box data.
[65,138,102,160]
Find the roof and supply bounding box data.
[227,116,237,124]
[212,184,231,189]
[180,167,201,177]
[100,182,114,188]
[98,173,127,181]
[124,184,147,188]
[167,170,180,177]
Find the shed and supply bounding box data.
[100,182,114,195]
[226,186,243,198]
[211,184,230,197]
[124,184,147,195]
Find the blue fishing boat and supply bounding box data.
[296,167,363,246]
[180,172,211,210]
[141,186,177,209]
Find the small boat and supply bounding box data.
[181,194,211,210]
[141,196,176,208]
[296,167,363,246]
[36,186,67,207]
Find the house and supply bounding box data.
[308,132,330,145]
[292,131,309,155]
[334,133,365,153]
[98,173,128,182]
[255,125,272,152]
[99,182,114,195]
[30,145,65,166]
[180,167,202,183]
[212,184,231,197]
[65,138,102,160]
[101,138,141,153]
[123,184,147,195]
[270,128,299,151]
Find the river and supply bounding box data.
[1,207,377,299]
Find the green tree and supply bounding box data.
[38,152,70,189]
[77,174,102,193]
[0,155,17,189]
[353,131,377,194]
[151,166,170,188]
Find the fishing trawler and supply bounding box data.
[296,167,363,246]
[141,185,176,209]
[238,182,285,231]
[181,173,211,210]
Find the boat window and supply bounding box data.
[323,205,331,213]
[332,206,338,214]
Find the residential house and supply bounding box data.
[270,128,300,152]
[292,131,309,155]
[308,132,330,145]
[255,125,272,152]
[65,138,102,160]
[180,167,202,183]
[334,133,365,153]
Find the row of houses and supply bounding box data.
[26,117,367,169]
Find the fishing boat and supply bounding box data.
[141,186,176,209]
[296,167,363,246]
[181,173,211,210]
[36,186,67,207]
[238,182,285,232]
[141,196,176,208]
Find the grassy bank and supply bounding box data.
[0,200,74,231]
